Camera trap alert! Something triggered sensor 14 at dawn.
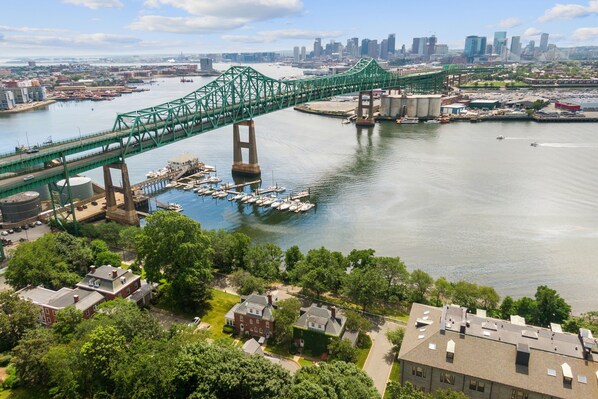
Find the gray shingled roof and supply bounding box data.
[234,294,274,321]
[18,286,104,312]
[294,304,346,337]
[242,338,264,356]
[77,265,139,295]
[399,303,598,399]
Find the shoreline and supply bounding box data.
[0,99,56,115]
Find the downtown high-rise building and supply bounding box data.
[387,33,396,54]
[427,35,437,56]
[464,35,487,61]
[361,38,370,56]
[293,46,300,62]
[411,37,427,55]
[510,36,521,59]
[368,39,379,59]
[380,39,389,59]
[493,31,507,55]
[300,46,306,61]
[540,33,549,51]
[313,38,322,58]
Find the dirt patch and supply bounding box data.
[0,367,7,383]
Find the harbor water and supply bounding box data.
[1,64,598,312]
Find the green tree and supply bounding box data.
[0,290,39,351]
[11,327,56,386]
[207,229,251,273]
[347,248,375,269]
[377,257,409,301]
[118,225,141,251]
[386,328,405,355]
[386,381,427,399]
[292,361,380,399]
[327,338,358,363]
[94,221,126,247]
[284,245,304,273]
[229,270,266,295]
[409,269,433,304]
[273,298,301,345]
[293,247,346,296]
[430,277,453,307]
[534,285,571,326]
[43,343,81,399]
[478,285,500,310]
[343,266,386,311]
[500,295,516,319]
[136,211,213,310]
[244,243,283,281]
[451,280,480,310]
[344,310,372,333]
[53,306,83,342]
[514,297,538,324]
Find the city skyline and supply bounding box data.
[0,0,597,57]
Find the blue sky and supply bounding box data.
[0,0,597,57]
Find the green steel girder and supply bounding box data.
[0,59,499,198]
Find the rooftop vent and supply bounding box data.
[550,323,563,333]
[522,330,539,339]
[516,343,530,367]
[510,315,526,326]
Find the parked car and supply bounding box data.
[23,175,34,181]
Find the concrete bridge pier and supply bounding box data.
[232,120,261,177]
[356,90,375,127]
[103,162,139,225]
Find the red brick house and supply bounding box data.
[18,286,105,326]
[76,265,141,300]
[225,294,276,339]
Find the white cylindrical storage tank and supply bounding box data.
[429,96,442,118]
[56,176,94,204]
[0,191,41,223]
[406,97,417,117]
[417,97,430,118]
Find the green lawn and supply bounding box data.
[0,387,50,399]
[199,289,240,341]
[263,341,293,358]
[383,358,401,399]
[356,346,370,369]
[298,358,314,367]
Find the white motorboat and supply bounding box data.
[270,200,283,209]
[247,196,258,204]
[424,119,440,124]
[167,203,183,212]
[299,202,315,212]
[396,116,419,124]
[289,201,301,212]
[278,201,291,211]
[208,176,222,183]
[232,193,244,201]
[217,191,228,199]
[530,142,539,147]
[274,186,286,193]
[342,118,351,124]
[241,194,252,203]
[496,135,505,140]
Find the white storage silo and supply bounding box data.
[416,97,430,118]
[429,96,442,118]
[406,97,418,117]
[56,176,94,204]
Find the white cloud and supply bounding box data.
[522,27,542,39]
[223,29,342,43]
[142,0,302,20]
[2,33,141,50]
[129,15,247,33]
[63,0,124,9]
[0,25,68,33]
[571,27,598,40]
[538,0,598,22]
[498,17,523,28]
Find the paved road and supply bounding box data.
[363,320,400,396]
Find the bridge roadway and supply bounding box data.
[0,59,457,198]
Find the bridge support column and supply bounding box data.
[356,90,375,127]
[103,162,139,226]
[231,120,261,177]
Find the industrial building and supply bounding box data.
[399,303,598,398]
[0,79,47,110]
[0,191,41,223]
[440,104,466,114]
[380,93,442,119]
[469,100,500,110]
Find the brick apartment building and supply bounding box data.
[76,265,141,300]
[225,294,276,339]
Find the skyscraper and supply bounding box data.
[540,33,549,51]
[387,34,396,54]
[368,39,379,59]
[300,46,306,61]
[427,35,437,56]
[313,38,322,58]
[361,38,370,56]
[493,31,507,55]
[293,46,300,62]
[510,36,521,59]
[380,39,389,59]
[411,37,427,55]
[464,35,486,61]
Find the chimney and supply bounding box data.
[330,306,336,320]
[516,343,530,367]
[90,265,96,274]
[267,294,272,305]
[112,269,118,278]
[73,294,79,303]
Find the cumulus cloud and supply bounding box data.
[522,27,543,39]
[538,0,598,22]
[129,15,247,33]
[132,0,303,33]
[63,0,123,9]
[571,27,598,40]
[223,29,343,43]
[498,17,523,28]
[2,33,141,49]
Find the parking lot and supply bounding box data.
[1,222,51,251]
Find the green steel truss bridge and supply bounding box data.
[0,58,488,198]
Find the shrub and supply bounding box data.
[357,333,372,349]
[0,354,11,367]
[222,325,234,334]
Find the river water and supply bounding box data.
[1,63,597,312]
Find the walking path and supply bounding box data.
[363,320,400,395]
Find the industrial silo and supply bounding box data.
[56,176,94,204]
[429,95,442,118]
[406,97,418,117]
[380,96,392,117]
[0,191,41,223]
[416,96,430,118]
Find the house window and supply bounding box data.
[240,316,243,321]
[44,308,49,314]
[469,379,485,392]
[259,328,263,334]
[126,287,131,295]
[134,281,139,289]
[250,318,253,325]
[266,321,270,328]
[85,309,90,317]
[440,372,455,385]
[411,366,426,378]
[511,389,528,399]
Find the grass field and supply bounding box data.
[199,289,240,341]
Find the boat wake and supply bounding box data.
[538,143,598,148]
